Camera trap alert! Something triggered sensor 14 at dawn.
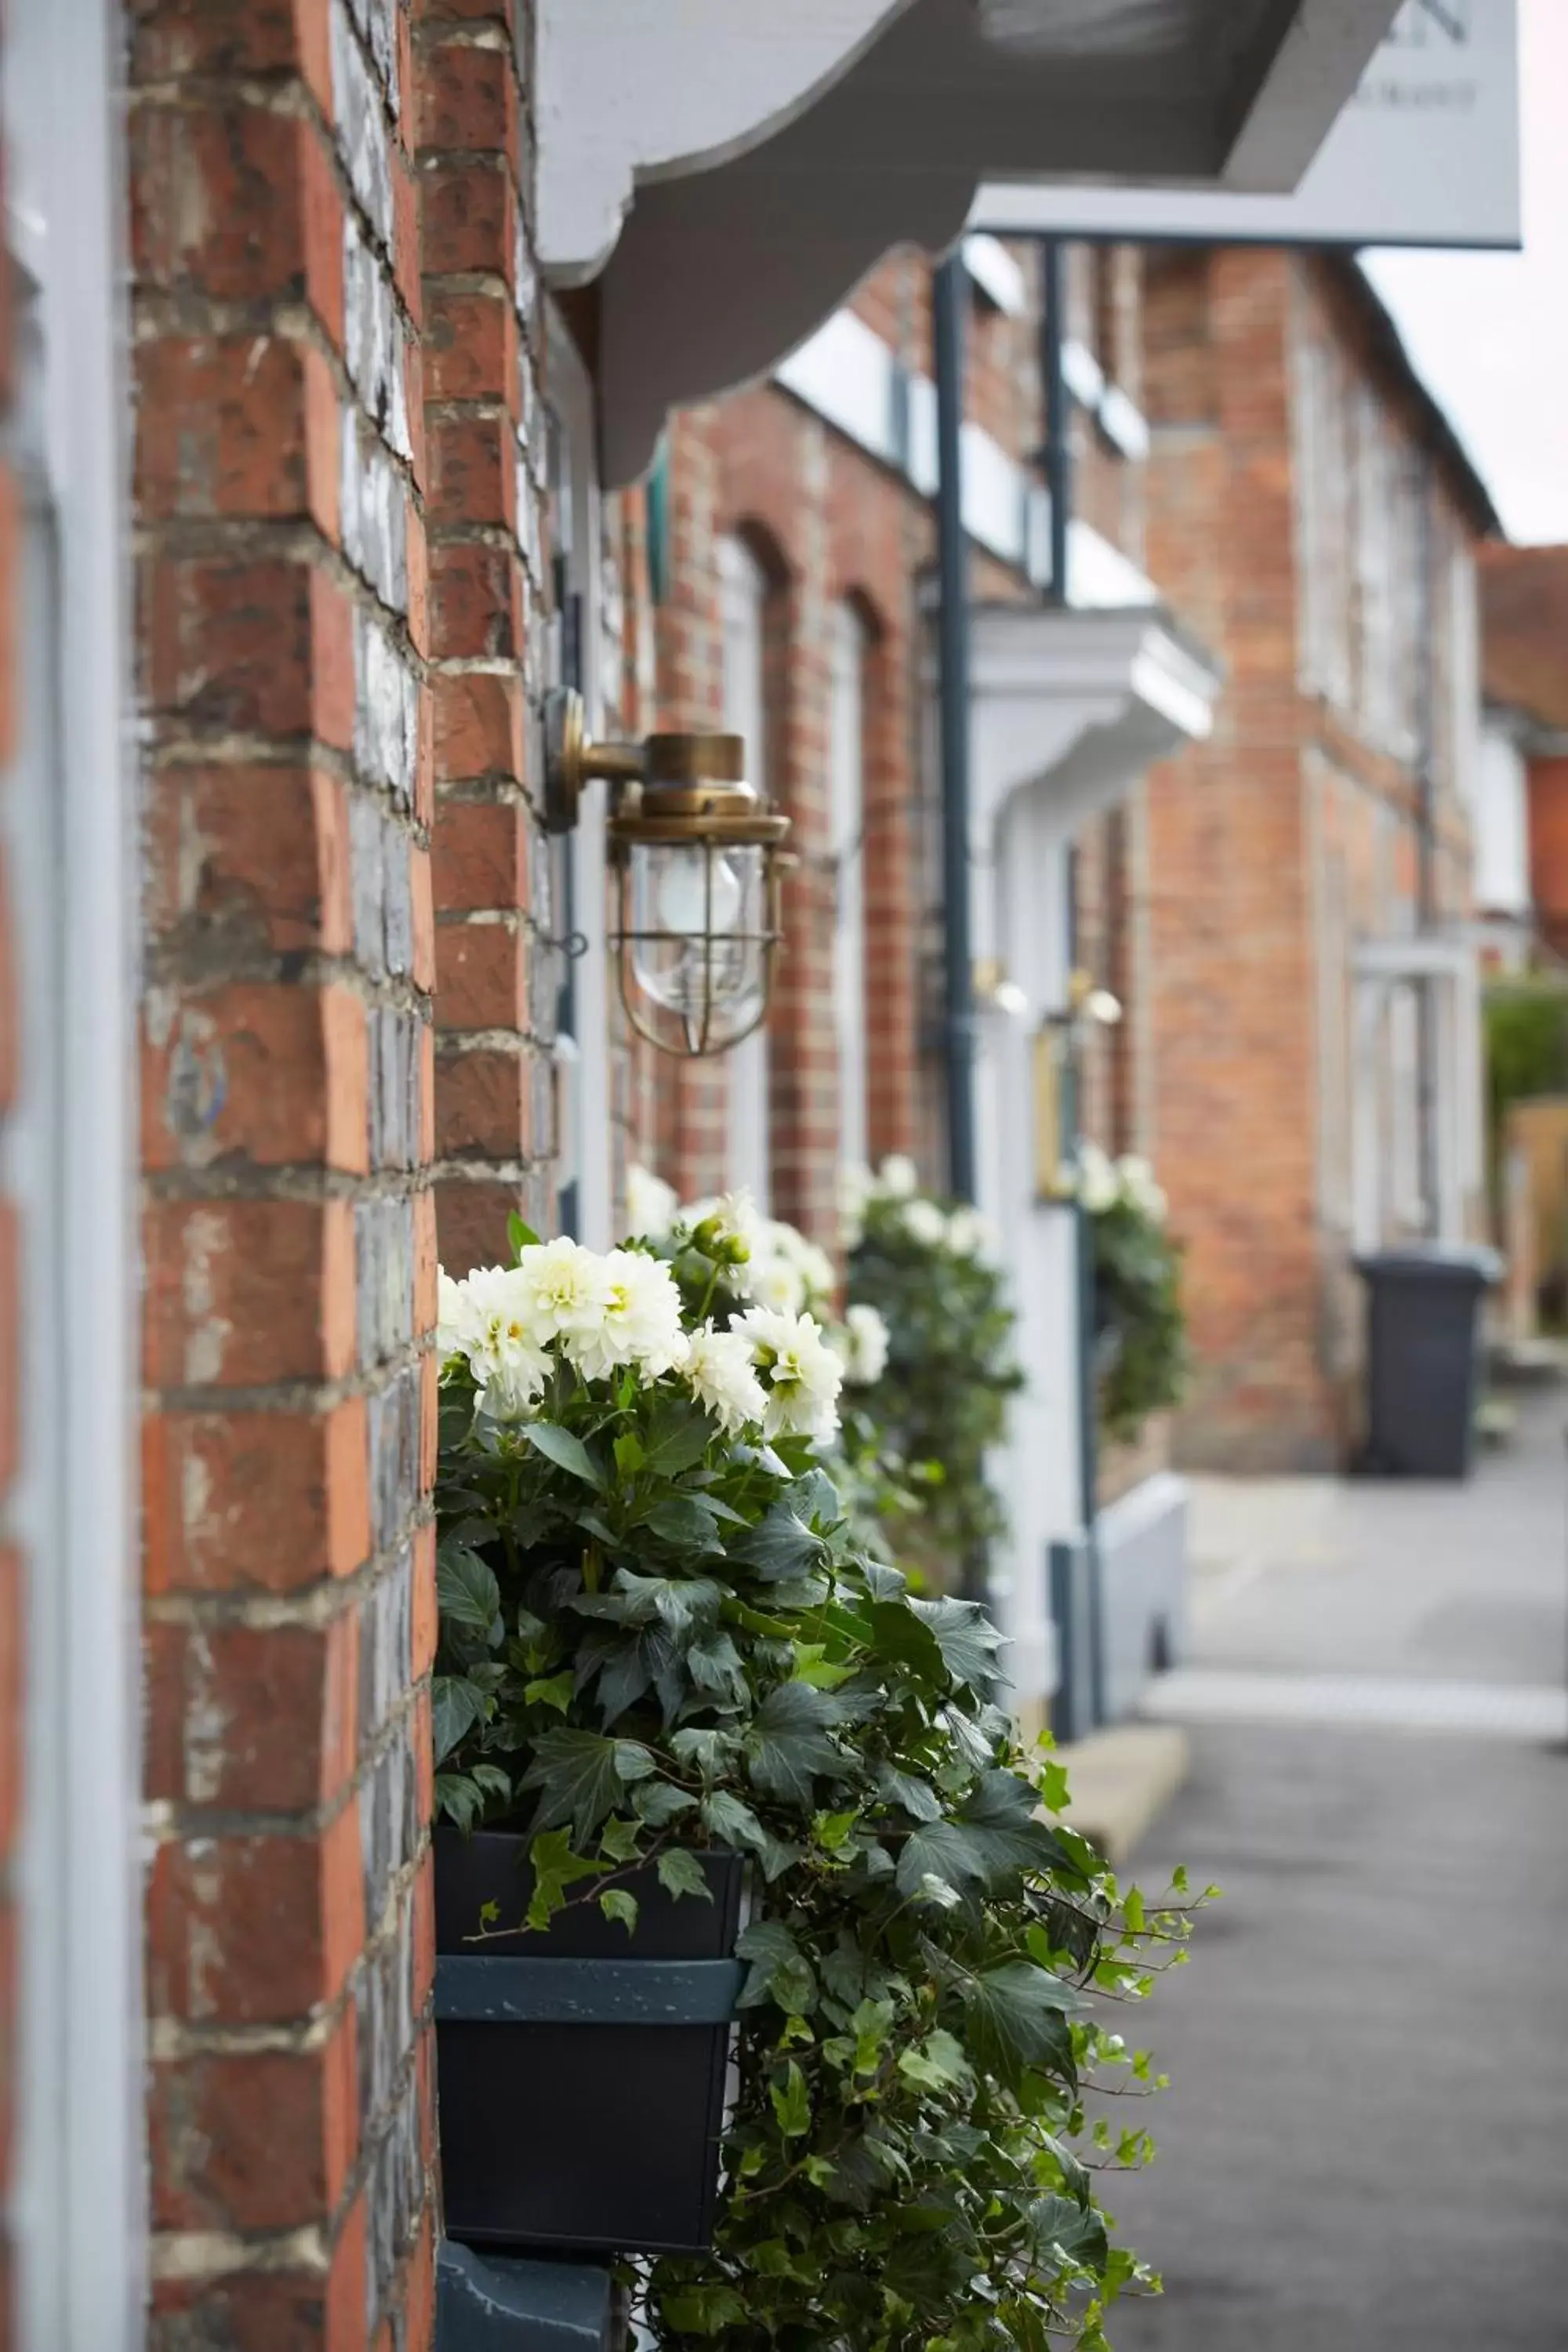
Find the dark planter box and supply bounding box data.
[434,1829,745,2258]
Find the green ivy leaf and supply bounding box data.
[736,1918,818,2016]
[523,1670,575,1714]
[656,1848,713,1904]
[955,1962,1078,2089]
[521,1728,655,1842]
[599,1888,640,1936]
[521,1422,605,1489]
[523,1827,604,1930]
[1027,2192,1109,2274]
[434,1770,487,1836]
[744,1682,848,1805]
[873,1762,944,1823]
[896,2027,971,2095]
[909,1594,1008,1695]
[866,1599,949,1686]
[769,2058,811,2138]
[632,1780,700,1828]
[431,1675,484,1765]
[700,1788,768,1855]
[436,1547,502,1642]
[733,1502,822,1582]
[657,2288,747,2337]
[598,1815,643,1864]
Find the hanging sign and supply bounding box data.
[972,0,1520,252]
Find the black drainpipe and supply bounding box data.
[933,249,977,1207]
[1040,238,1105,1728]
[1040,237,1072,608]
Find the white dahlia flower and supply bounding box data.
[734,1305,844,1443]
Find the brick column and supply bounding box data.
[419,0,555,1275]
[766,417,838,1247]
[133,2,439,2342]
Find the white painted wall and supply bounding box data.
[720,535,773,1206]
[1475,720,1531,918]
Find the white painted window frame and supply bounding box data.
[719,535,772,1209]
[829,602,870,1174]
[2,3,144,2343]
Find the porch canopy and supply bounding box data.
[540,0,1404,482]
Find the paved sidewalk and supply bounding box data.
[1176,1385,1568,1689]
[1104,1390,1568,2352]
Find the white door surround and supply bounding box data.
[964,601,1221,1713]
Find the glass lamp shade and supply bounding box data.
[617,836,775,1055]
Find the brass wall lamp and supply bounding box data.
[543,687,791,1058]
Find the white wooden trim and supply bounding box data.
[962,233,1027,316]
[539,0,913,284]
[3,2,143,2340]
[776,310,1162,609]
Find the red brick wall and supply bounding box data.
[1527,754,1568,953]
[130,1,552,2339]
[1142,247,1482,1470]
[648,405,731,1205]
[634,380,931,1234]
[424,0,557,1275]
[1142,249,1327,1471]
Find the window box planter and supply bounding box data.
[434,1829,745,2257]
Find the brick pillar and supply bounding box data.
[420,0,555,1275]
[862,597,920,1167]
[767,416,838,1247]
[133,2,439,2342]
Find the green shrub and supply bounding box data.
[434,1214,1197,2352]
[1076,1150,1188,1448]
[842,1160,1023,1593]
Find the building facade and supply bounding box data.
[1139,247,1495,1471]
[616,238,1219,1731]
[0,2,1423,2343]
[1479,543,1568,960]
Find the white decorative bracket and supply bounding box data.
[544,0,1403,482]
[967,604,1221,857]
[537,0,914,288]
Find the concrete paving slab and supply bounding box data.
[1104,1724,1568,2352]
[1098,1383,1568,2352]
[1058,1725,1191,1861]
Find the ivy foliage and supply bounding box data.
[1089,1196,1187,1448]
[436,1221,1198,2352]
[844,1186,1023,1592]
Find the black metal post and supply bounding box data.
[933,251,976,1205]
[1040,238,1072,608]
